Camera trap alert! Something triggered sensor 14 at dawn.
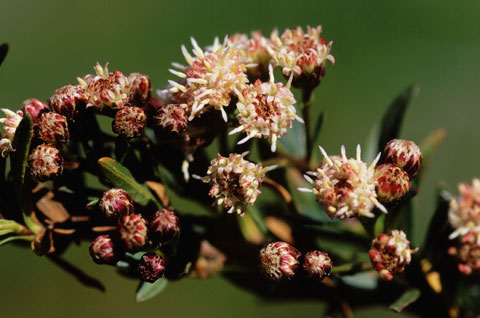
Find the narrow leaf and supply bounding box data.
[389,288,421,313]
[97,157,157,207]
[416,128,446,186]
[278,119,306,158]
[136,278,168,302]
[378,85,419,151]
[238,212,264,244]
[11,114,33,205]
[0,43,8,68]
[0,235,33,246]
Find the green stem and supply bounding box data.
[302,88,314,164]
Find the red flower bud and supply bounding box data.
[260,241,300,280]
[112,106,146,138]
[99,188,135,219]
[302,250,332,280]
[22,99,48,123]
[37,112,70,145]
[89,235,116,264]
[118,214,147,250]
[138,253,166,283]
[149,209,180,244]
[128,73,152,106]
[384,139,422,178]
[48,85,87,119]
[375,163,411,204]
[28,144,63,182]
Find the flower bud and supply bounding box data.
[112,106,146,138]
[138,253,166,283]
[149,209,180,244]
[449,231,480,275]
[303,250,332,280]
[47,84,87,119]
[384,139,422,178]
[260,241,300,280]
[99,188,135,219]
[153,104,188,133]
[28,144,64,182]
[128,73,152,106]
[118,214,147,250]
[375,163,411,204]
[89,234,116,264]
[369,230,417,281]
[22,99,48,123]
[37,112,70,145]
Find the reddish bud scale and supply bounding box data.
[22,99,48,123]
[384,139,423,179]
[112,106,146,138]
[118,214,148,250]
[28,144,64,182]
[138,253,166,283]
[37,112,70,145]
[303,250,332,279]
[99,188,135,219]
[375,163,411,204]
[89,235,116,264]
[149,209,180,244]
[48,85,87,119]
[260,242,301,280]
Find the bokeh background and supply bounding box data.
[1,0,479,317]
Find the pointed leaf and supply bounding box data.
[0,43,8,68]
[378,85,419,151]
[340,271,378,290]
[97,157,158,207]
[416,128,446,186]
[136,278,168,302]
[389,288,421,313]
[279,119,306,158]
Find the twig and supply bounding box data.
[302,88,314,163]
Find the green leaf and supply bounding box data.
[340,271,378,290]
[136,278,168,303]
[364,86,419,162]
[0,235,33,246]
[278,118,306,158]
[389,288,421,313]
[97,157,158,207]
[0,42,8,68]
[421,188,450,257]
[416,128,446,186]
[246,205,268,234]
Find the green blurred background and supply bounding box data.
[1,0,479,317]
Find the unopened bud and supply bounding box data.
[47,84,87,119]
[138,253,166,283]
[112,106,146,138]
[89,234,116,264]
[153,104,188,133]
[37,112,70,145]
[28,144,64,182]
[128,73,152,106]
[375,163,411,204]
[303,250,332,280]
[22,99,48,123]
[149,209,180,244]
[99,188,135,219]
[384,139,422,178]
[260,241,300,280]
[118,214,147,250]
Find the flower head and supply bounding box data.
[128,73,152,106]
[448,231,480,275]
[89,234,116,265]
[260,241,301,280]
[22,99,48,123]
[384,139,422,179]
[153,104,188,133]
[164,38,250,121]
[149,209,180,244]
[369,230,417,281]
[375,163,411,204]
[302,250,333,280]
[201,152,268,216]
[448,178,480,239]
[118,214,148,250]
[268,26,334,88]
[138,253,166,283]
[112,106,146,138]
[48,84,87,119]
[299,145,386,219]
[230,64,303,152]
[99,188,135,220]
[0,108,23,140]
[28,144,64,182]
[78,62,130,109]
[37,112,70,145]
